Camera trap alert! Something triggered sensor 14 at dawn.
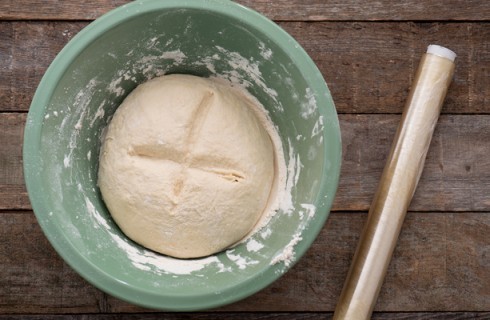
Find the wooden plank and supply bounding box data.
[1,312,489,319]
[0,113,29,210]
[0,23,12,112]
[5,113,490,212]
[0,211,488,313]
[0,212,107,314]
[0,0,130,21]
[0,22,86,113]
[1,0,489,21]
[336,114,490,212]
[1,21,488,113]
[242,0,490,21]
[278,21,490,115]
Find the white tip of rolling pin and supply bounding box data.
[427,45,456,62]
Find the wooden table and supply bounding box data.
[1,1,489,319]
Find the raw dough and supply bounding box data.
[98,74,275,258]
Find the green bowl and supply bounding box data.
[23,0,341,311]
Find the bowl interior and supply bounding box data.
[24,0,341,311]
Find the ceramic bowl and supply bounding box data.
[23,0,341,311]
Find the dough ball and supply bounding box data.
[98,74,275,258]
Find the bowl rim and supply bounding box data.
[23,0,342,311]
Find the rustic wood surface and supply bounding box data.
[1,0,489,319]
[1,212,489,313]
[1,21,489,114]
[1,0,489,21]
[1,313,490,320]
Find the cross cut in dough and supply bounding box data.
[98,74,276,258]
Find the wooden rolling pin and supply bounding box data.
[333,45,456,320]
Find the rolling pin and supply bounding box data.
[333,45,456,320]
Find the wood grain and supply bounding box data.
[0,114,28,210]
[1,0,489,21]
[0,211,488,313]
[0,0,129,21]
[337,114,490,212]
[280,21,490,114]
[1,0,487,318]
[1,21,488,113]
[0,212,106,314]
[1,312,490,319]
[0,22,86,113]
[6,113,490,211]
